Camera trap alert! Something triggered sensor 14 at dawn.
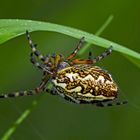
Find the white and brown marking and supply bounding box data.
[52,65,118,102]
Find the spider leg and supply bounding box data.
[67,37,85,60]
[95,100,128,107]
[94,46,113,62]
[46,88,58,95]
[88,51,92,60]
[71,58,95,65]
[0,90,38,98]
[71,46,113,65]
[0,88,42,99]
[0,74,49,99]
[30,53,43,70]
[26,30,49,63]
[30,53,53,75]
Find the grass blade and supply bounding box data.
[78,15,114,55]
[0,19,139,67]
[96,15,114,36]
[0,99,40,140]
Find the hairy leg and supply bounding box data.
[71,46,113,65]
[67,37,85,60]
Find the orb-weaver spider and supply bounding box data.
[0,31,127,107]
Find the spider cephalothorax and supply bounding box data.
[0,31,127,107]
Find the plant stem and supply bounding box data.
[78,15,114,55]
[0,99,40,140]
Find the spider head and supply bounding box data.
[45,54,70,73]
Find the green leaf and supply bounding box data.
[0,19,140,67]
[0,19,139,60]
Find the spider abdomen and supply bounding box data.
[52,65,118,103]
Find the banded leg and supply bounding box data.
[0,90,39,98]
[95,100,128,107]
[0,74,49,99]
[46,88,58,95]
[30,53,53,75]
[71,46,113,65]
[71,58,96,64]
[26,30,48,63]
[30,53,43,70]
[94,46,113,62]
[46,86,80,103]
[67,37,85,60]
[77,99,128,107]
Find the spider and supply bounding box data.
[0,31,127,107]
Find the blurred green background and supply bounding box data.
[0,0,140,140]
